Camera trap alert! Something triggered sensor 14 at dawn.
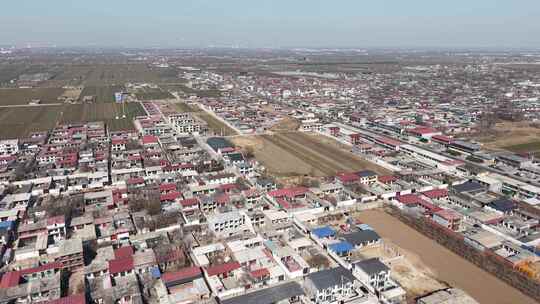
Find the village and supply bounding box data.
[0,48,539,304]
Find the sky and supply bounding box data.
[1,0,539,48]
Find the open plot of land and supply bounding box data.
[232,136,325,177]
[174,84,222,98]
[269,117,300,132]
[352,241,446,298]
[134,87,174,100]
[60,102,144,131]
[0,106,63,139]
[195,113,237,136]
[0,88,65,105]
[173,102,200,113]
[51,64,178,86]
[232,132,390,178]
[354,209,537,304]
[503,141,540,157]
[78,85,124,103]
[472,122,540,153]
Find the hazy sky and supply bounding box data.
[1,0,539,48]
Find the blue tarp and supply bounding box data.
[329,241,353,254]
[312,226,336,239]
[0,221,14,231]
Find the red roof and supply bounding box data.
[206,262,241,276]
[434,209,462,221]
[378,175,398,183]
[408,127,439,135]
[219,183,239,192]
[268,187,309,198]
[109,257,134,274]
[422,188,448,199]
[160,191,182,202]
[376,136,401,147]
[142,135,158,145]
[43,294,86,304]
[0,271,20,288]
[114,246,134,259]
[214,193,229,205]
[397,194,424,205]
[179,198,199,208]
[161,266,201,283]
[159,183,177,192]
[111,138,127,145]
[431,135,453,144]
[127,177,145,185]
[250,268,270,278]
[337,173,359,183]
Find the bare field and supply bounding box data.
[174,102,199,113]
[269,117,301,132]
[231,135,325,177]
[0,106,63,139]
[232,132,390,178]
[472,122,540,152]
[60,103,144,131]
[0,88,65,105]
[79,85,124,103]
[195,113,237,136]
[353,242,446,298]
[354,209,537,304]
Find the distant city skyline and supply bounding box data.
[2,0,540,48]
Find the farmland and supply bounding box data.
[503,141,540,157]
[0,106,63,139]
[231,132,391,178]
[0,88,65,105]
[78,85,124,103]
[134,87,174,100]
[174,102,201,113]
[196,112,237,136]
[60,103,145,131]
[38,64,180,87]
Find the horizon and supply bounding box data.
[2,0,540,49]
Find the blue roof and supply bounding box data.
[356,170,377,177]
[312,226,336,238]
[150,266,161,278]
[488,198,515,212]
[0,221,14,230]
[357,224,373,231]
[329,241,354,254]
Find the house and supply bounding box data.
[342,230,381,249]
[352,258,391,292]
[304,266,359,304]
[312,226,336,239]
[433,209,462,231]
[0,139,19,156]
[486,197,516,215]
[207,211,253,237]
[328,241,354,257]
[356,170,378,184]
[220,281,304,304]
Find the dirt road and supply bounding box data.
[355,209,537,304]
